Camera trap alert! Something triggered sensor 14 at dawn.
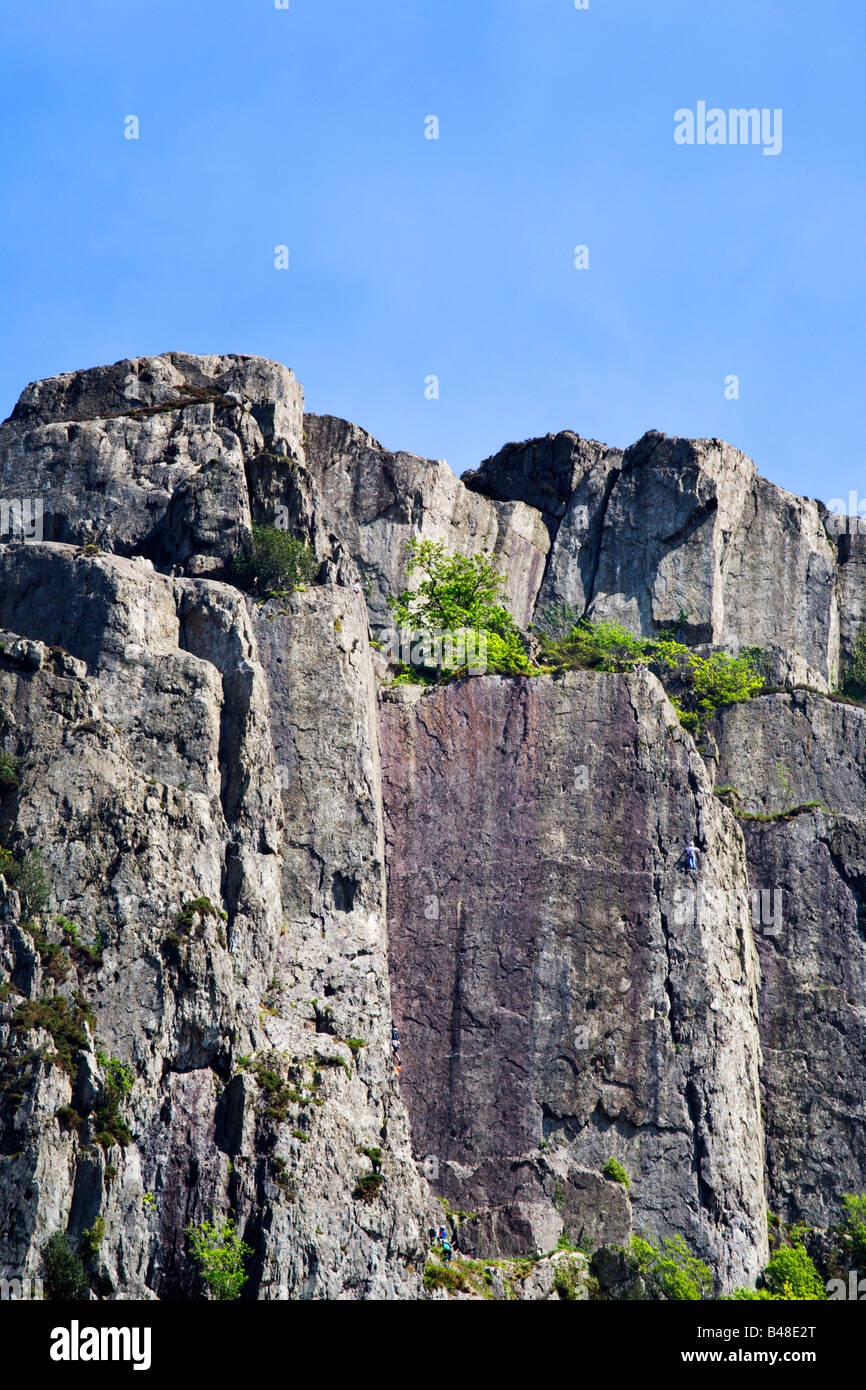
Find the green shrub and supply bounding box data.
[553,1254,586,1300]
[603,1157,630,1191]
[687,650,766,720]
[762,1244,826,1300]
[43,1230,88,1300]
[172,897,218,934]
[627,1234,713,1301]
[231,525,317,598]
[841,1193,866,1264]
[13,995,91,1076]
[482,627,535,675]
[353,1173,385,1203]
[387,539,534,679]
[187,1215,252,1301]
[538,617,645,674]
[729,1242,827,1301]
[0,752,20,790]
[80,1216,106,1260]
[531,602,584,643]
[423,1260,468,1293]
[55,1106,83,1132]
[537,620,766,729]
[92,1054,135,1149]
[97,1053,135,1097]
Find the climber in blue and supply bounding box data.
[686,842,699,870]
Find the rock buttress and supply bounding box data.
[380,670,767,1290]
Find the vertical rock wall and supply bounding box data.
[381,671,767,1289]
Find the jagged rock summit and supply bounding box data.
[0,352,864,1300]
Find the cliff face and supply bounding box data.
[0,358,426,1300]
[0,351,865,1299]
[711,694,866,1231]
[381,672,766,1288]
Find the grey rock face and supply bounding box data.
[463,431,622,529]
[302,415,550,633]
[0,352,303,576]
[0,541,426,1299]
[4,348,866,1300]
[381,671,767,1290]
[712,694,866,1229]
[469,429,846,691]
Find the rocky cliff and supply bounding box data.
[0,352,864,1299]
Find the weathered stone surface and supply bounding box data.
[4,349,866,1300]
[712,694,866,1230]
[0,544,426,1298]
[582,434,839,686]
[463,431,621,528]
[381,670,767,1289]
[0,353,303,575]
[302,415,550,633]
[462,428,848,692]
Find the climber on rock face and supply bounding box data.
[686,843,699,870]
[438,1226,453,1263]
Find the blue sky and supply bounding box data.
[1,0,863,505]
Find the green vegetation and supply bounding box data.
[840,1193,866,1264]
[552,1254,586,1300]
[727,1225,826,1301]
[733,801,826,824]
[80,1217,106,1260]
[537,616,646,674]
[603,1156,630,1191]
[424,1260,469,1293]
[353,1172,385,1203]
[0,847,49,916]
[535,615,766,730]
[13,994,92,1076]
[626,1234,714,1301]
[762,1244,826,1300]
[43,1231,88,1300]
[92,1054,134,1149]
[358,1146,383,1172]
[387,539,534,680]
[57,916,104,967]
[342,1037,366,1058]
[22,922,70,982]
[97,1053,135,1097]
[271,1157,294,1197]
[171,897,219,933]
[231,525,317,599]
[0,752,20,790]
[530,601,584,643]
[242,1051,321,1121]
[55,1105,83,1132]
[186,1215,252,1301]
